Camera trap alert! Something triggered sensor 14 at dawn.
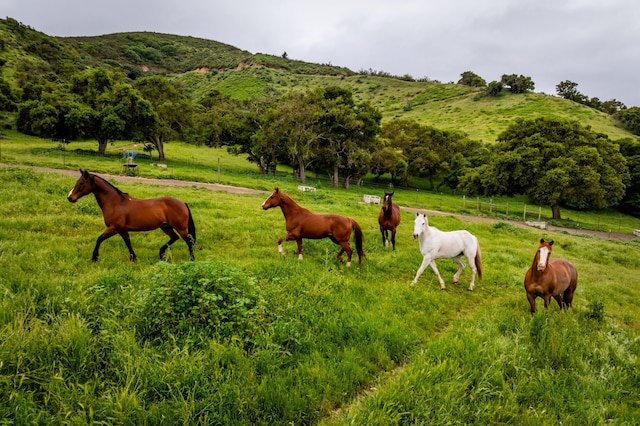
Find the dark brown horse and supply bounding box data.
[261,187,364,265]
[378,191,401,250]
[67,170,196,262]
[524,238,577,314]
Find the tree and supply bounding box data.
[459,117,627,219]
[314,86,381,187]
[615,106,640,135]
[555,80,587,103]
[457,71,486,87]
[133,76,193,161]
[380,118,475,190]
[265,89,325,183]
[617,138,640,216]
[62,68,158,155]
[485,81,503,97]
[500,74,535,93]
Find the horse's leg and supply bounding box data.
[277,237,286,257]
[429,260,447,290]
[553,295,564,310]
[451,256,467,285]
[563,287,575,309]
[119,231,137,262]
[296,238,304,260]
[390,227,397,250]
[92,229,118,262]
[177,229,196,261]
[411,255,432,286]
[338,242,353,266]
[543,295,552,309]
[380,228,387,247]
[159,225,180,260]
[526,292,537,314]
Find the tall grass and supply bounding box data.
[0,141,639,424]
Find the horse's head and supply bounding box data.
[67,169,95,203]
[382,191,394,213]
[413,213,428,239]
[261,187,283,210]
[536,238,554,272]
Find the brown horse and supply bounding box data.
[261,187,364,265]
[67,170,196,262]
[378,191,401,250]
[524,238,577,314]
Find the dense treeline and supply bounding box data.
[1,17,640,218]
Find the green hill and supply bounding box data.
[0,17,635,144]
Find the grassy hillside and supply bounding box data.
[173,68,634,143]
[1,17,636,145]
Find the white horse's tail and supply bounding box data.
[475,240,483,280]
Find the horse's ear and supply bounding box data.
[549,240,554,246]
[274,187,280,193]
[540,238,545,243]
[82,170,89,178]
[390,191,394,196]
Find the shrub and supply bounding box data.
[136,261,267,346]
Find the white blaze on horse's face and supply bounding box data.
[261,194,273,210]
[413,214,426,239]
[537,246,551,271]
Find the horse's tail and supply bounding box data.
[475,239,483,280]
[186,203,197,245]
[351,218,365,264]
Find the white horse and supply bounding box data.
[411,213,483,291]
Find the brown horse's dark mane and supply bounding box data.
[91,173,128,198]
[278,191,311,215]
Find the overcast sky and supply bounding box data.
[6,0,640,106]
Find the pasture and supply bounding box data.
[0,168,640,424]
[0,138,639,424]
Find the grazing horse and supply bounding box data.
[411,213,482,291]
[524,238,578,314]
[67,170,196,262]
[261,187,364,265]
[378,191,401,250]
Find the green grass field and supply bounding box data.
[0,133,639,424]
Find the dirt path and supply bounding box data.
[3,163,636,241]
[1,163,269,196]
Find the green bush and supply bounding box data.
[136,261,267,346]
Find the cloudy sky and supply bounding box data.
[6,0,640,106]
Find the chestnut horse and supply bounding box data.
[67,170,196,262]
[524,238,577,314]
[411,213,482,291]
[261,187,364,265]
[378,191,401,250]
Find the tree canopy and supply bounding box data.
[459,117,628,219]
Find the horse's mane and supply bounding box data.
[280,191,311,214]
[92,174,128,198]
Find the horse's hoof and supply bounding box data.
[92,258,98,263]
[468,287,474,292]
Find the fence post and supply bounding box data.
[523,204,527,221]
[477,197,480,212]
[538,207,541,221]
[506,202,509,217]
[462,195,466,209]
